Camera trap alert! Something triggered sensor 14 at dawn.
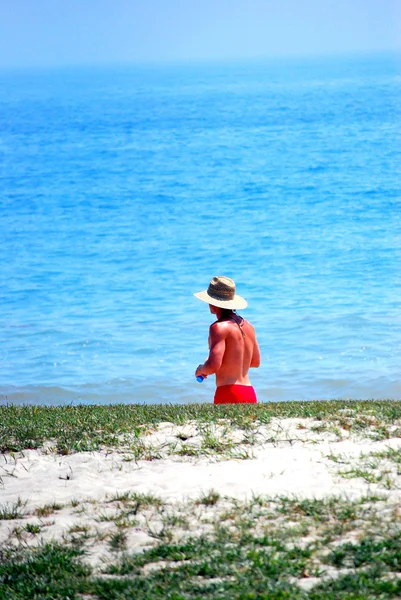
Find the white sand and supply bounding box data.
[1,417,401,568]
[2,418,401,508]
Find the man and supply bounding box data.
[194,276,260,404]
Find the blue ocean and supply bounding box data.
[1,53,400,405]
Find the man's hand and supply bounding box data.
[195,365,207,379]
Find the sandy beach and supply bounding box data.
[2,413,401,585]
[3,418,401,508]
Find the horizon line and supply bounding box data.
[0,48,400,72]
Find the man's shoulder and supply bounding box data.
[209,320,225,331]
[243,318,255,331]
[209,320,231,336]
[242,318,256,336]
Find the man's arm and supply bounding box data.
[250,335,261,368]
[195,323,226,377]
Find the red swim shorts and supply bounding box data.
[214,385,257,404]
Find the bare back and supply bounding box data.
[209,316,259,387]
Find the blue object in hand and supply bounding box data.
[196,375,204,382]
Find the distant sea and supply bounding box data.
[1,53,400,406]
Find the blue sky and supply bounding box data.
[0,0,399,67]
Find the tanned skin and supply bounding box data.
[195,305,260,387]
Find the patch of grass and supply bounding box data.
[336,450,400,489]
[195,489,221,506]
[146,521,174,543]
[96,510,121,523]
[100,528,314,599]
[274,496,361,523]
[24,522,42,535]
[106,491,162,509]
[162,513,190,529]
[0,498,26,520]
[35,502,64,517]
[310,566,401,600]
[338,467,388,484]
[108,491,135,504]
[101,492,163,526]
[272,495,383,545]
[65,524,93,546]
[1,490,401,599]
[324,533,401,571]
[310,423,328,434]
[108,530,128,552]
[129,439,164,461]
[2,400,401,454]
[227,445,255,460]
[0,543,91,600]
[67,524,91,536]
[200,427,235,454]
[113,513,138,529]
[371,447,401,465]
[3,536,400,600]
[176,443,202,457]
[325,451,349,464]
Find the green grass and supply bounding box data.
[23,522,43,535]
[309,567,401,600]
[1,400,401,454]
[0,543,91,600]
[0,498,27,520]
[371,447,401,466]
[105,490,162,509]
[324,533,401,570]
[100,528,315,598]
[35,502,64,517]
[2,523,401,599]
[195,489,221,506]
[108,530,128,552]
[1,492,400,599]
[333,445,401,490]
[274,496,361,523]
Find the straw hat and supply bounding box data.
[194,276,248,309]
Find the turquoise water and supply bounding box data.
[1,54,400,405]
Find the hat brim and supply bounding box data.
[194,290,247,309]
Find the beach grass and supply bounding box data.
[1,399,401,454]
[1,399,401,598]
[1,493,401,599]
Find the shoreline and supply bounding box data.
[1,379,401,407]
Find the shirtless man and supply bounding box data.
[194,276,260,404]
